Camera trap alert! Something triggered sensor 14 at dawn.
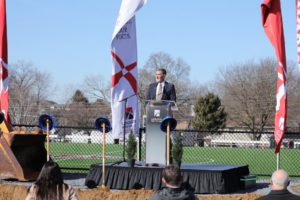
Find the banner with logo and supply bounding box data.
[0,0,10,123]
[261,0,287,153]
[111,0,146,138]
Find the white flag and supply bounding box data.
[111,0,146,138]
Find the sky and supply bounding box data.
[6,1,297,102]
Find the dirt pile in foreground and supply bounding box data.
[0,184,28,200]
[0,183,262,200]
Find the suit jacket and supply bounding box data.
[256,189,300,200]
[146,81,176,102]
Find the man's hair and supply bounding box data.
[271,169,290,188]
[162,165,182,186]
[156,68,167,75]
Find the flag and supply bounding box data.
[297,0,300,73]
[0,0,10,123]
[261,0,287,153]
[111,0,146,138]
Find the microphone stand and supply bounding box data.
[112,93,137,165]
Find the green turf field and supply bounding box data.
[49,142,300,177]
[182,147,300,176]
[50,143,124,169]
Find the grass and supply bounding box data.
[50,143,124,170]
[183,147,300,177]
[49,142,300,177]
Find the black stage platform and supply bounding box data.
[85,163,249,194]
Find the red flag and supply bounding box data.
[261,0,287,153]
[0,0,10,123]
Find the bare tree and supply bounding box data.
[9,60,53,124]
[62,90,91,128]
[188,82,210,104]
[58,89,111,131]
[284,61,300,127]
[215,58,300,140]
[33,71,52,112]
[141,52,191,106]
[140,52,213,121]
[83,74,111,102]
[138,68,153,115]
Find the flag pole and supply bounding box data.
[122,99,127,162]
[101,122,106,188]
[166,121,170,166]
[276,152,280,170]
[46,119,50,161]
[261,0,287,172]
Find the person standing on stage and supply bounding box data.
[146,68,176,102]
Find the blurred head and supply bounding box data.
[162,165,182,188]
[36,160,63,185]
[156,68,167,82]
[271,169,290,190]
[34,161,65,200]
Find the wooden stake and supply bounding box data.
[166,121,170,165]
[46,119,50,161]
[102,122,106,188]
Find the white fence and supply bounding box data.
[50,131,115,144]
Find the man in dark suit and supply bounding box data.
[146,68,176,102]
[256,169,300,200]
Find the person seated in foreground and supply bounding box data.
[256,169,300,200]
[25,160,78,200]
[150,164,198,200]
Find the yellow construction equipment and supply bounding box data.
[0,114,46,181]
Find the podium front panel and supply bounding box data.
[145,101,170,164]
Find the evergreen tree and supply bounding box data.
[67,90,91,129]
[172,133,183,165]
[72,90,89,103]
[126,131,137,160]
[192,93,227,132]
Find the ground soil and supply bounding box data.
[0,183,263,200]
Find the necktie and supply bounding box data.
[156,83,163,100]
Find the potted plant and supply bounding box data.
[126,130,137,167]
[172,133,183,167]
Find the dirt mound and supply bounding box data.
[0,183,262,200]
[77,188,154,200]
[0,184,28,200]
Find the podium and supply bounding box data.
[145,100,174,164]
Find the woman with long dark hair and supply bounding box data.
[25,161,78,200]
